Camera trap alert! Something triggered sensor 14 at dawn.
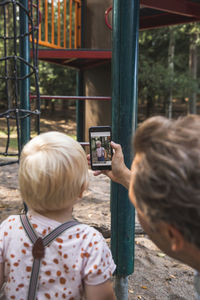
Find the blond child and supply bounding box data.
[0,132,116,300]
[96,141,105,161]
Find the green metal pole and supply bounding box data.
[111,0,140,297]
[76,71,85,142]
[76,0,85,142]
[20,0,30,148]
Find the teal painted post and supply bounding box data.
[111,0,140,287]
[76,0,85,142]
[20,0,30,148]
[76,71,85,142]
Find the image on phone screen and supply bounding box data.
[90,129,112,169]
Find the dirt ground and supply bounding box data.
[0,112,196,299]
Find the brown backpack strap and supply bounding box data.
[20,214,79,300]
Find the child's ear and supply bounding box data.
[79,183,86,198]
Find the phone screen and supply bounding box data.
[89,127,112,170]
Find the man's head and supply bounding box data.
[129,115,200,254]
[19,131,89,213]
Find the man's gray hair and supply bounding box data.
[133,115,200,249]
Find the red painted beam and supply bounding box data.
[140,13,198,30]
[37,50,112,60]
[140,0,200,18]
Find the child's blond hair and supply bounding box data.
[19,131,89,212]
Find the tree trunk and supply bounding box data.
[62,99,69,112]
[167,27,175,119]
[146,95,153,118]
[6,5,15,109]
[189,34,198,114]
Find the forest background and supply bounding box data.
[0,22,200,124]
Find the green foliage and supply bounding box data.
[34,62,76,115]
[37,62,76,96]
[138,55,171,99]
[138,24,200,115]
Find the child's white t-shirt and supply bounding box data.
[0,210,116,300]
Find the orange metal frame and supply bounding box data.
[37,0,81,49]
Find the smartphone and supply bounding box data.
[89,126,112,170]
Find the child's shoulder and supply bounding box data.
[0,215,20,227]
[75,223,104,241]
[0,215,20,239]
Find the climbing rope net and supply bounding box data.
[0,0,40,166]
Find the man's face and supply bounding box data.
[129,154,177,257]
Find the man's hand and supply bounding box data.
[85,280,116,300]
[0,262,4,290]
[87,141,131,189]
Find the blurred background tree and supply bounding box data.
[1,22,200,120]
[36,62,76,115]
[138,24,200,121]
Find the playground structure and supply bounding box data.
[33,0,200,141]
[1,0,200,299]
[0,0,40,165]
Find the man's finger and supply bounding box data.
[111,141,122,152]
[87,154,91,165]
[94,170,102,176]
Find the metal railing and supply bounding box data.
[32,0,81,49]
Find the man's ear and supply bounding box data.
[167,225,184,252]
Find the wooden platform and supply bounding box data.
[36,49,112,69]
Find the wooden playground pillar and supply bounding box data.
[84,64,112,140]
[82,0,112,141]
[83,0,112,49]
[76,71,85,142]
